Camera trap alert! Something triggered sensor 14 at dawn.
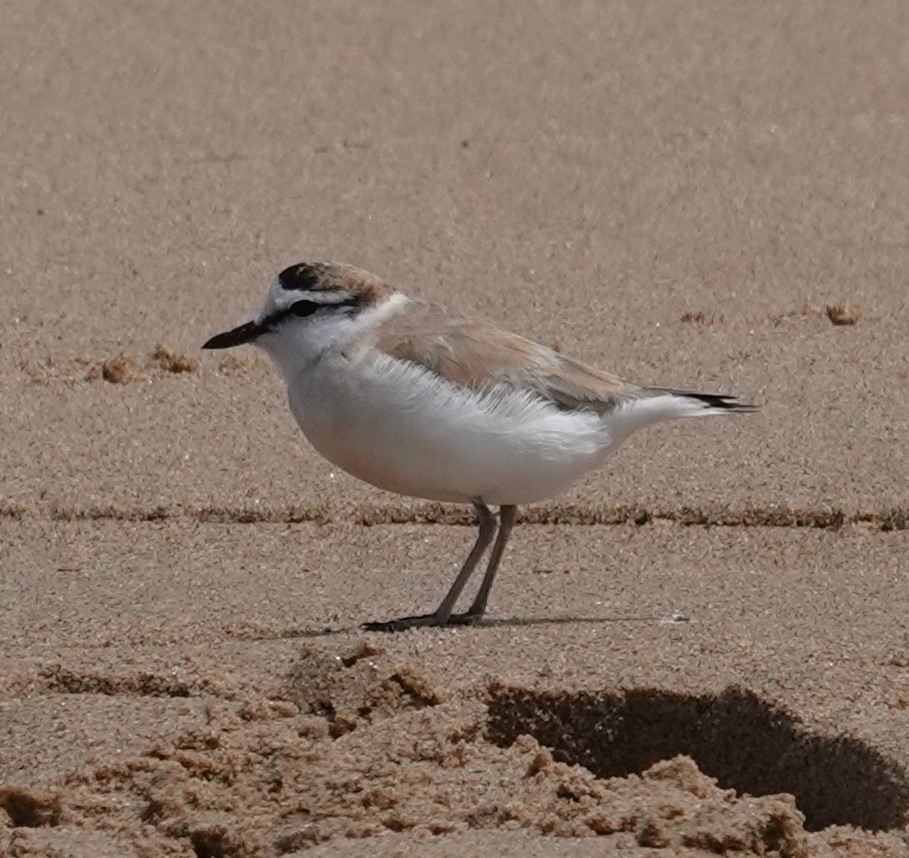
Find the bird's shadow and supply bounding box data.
[247,613,667,640]
[451,613,660,630]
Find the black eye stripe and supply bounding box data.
[269,296,359,326]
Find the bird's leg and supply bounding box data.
[449,505,517,625]
[361,501,497,632]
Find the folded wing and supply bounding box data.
[370,301,636,414]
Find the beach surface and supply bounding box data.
[3,2,908,855]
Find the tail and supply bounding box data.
[656,389,759,416]
[610,387,758,439]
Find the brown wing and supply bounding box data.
[370,300,636,414]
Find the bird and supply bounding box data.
[203,262,756,632]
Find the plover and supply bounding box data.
[204,262,755,631]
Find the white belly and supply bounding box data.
[286,353,616,505]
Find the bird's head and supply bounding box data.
[202,261,396,375]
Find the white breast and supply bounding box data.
[286,351,617,505]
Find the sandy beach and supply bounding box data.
[3,2,909,855]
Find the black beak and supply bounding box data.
[202,320,263,350]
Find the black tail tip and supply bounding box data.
[685,392,759,413]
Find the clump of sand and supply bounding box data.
[826,304,861,326]
[152,344,199,374]
[3,642,907,857]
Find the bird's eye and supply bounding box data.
[290,300,320,318]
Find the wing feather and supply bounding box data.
[369,300,635,414]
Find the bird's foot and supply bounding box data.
[446,609,485,626]
[361,609,485,633]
